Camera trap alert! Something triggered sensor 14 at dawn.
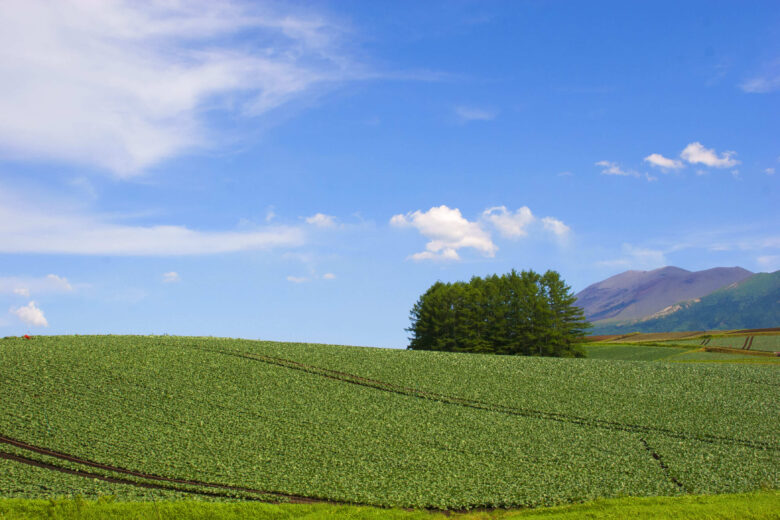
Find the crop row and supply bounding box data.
[0,336,777,508]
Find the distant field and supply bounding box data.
[672,335,780,352]
[0,336,777,510]
[580,344,691,361]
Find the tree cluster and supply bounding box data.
[407,269,590,357]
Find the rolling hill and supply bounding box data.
[575,266,753,322]
[0,335,777,510]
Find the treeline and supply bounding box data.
[407,269,590,357]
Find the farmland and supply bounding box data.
[0,335,778,511]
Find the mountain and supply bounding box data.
[588,270,780,334]
[575,266,753,322]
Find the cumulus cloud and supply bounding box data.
[322,273,336,280]
[162,271,180,283]
[0,190,304,255]
[10,301,48,327]
[455,106,496,122]
[595,160,639,178]
[644,153,684,170]
[305,213,338,228]
[482,206,535,238]
[390,205,497,261]
[0,0,356,175]
[541,217,570,237]
[0,274,73,296]
[680,142,738,168]
[392,205,571,261]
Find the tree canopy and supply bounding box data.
[407,269,590,357]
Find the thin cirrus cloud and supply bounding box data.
[454,106,496,122]
[162,272,181,283]
[595,161,639,178]
[391,205,570,261]
[0,192,304,255]
[0,274,73,296]
[0,0,357,176]
[9,301,48,327]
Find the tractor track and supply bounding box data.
[191,345,779,452]
[639,438,685,491]
[0,435,326,505]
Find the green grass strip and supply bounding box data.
[0,491,778,519]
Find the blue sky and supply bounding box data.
[0,0,778,347]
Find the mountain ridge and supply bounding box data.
[575,266,753,322]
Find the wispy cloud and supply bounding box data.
[0,274,73,296]
[162,271,181,283]
[595,160,639,178]
[680,142,738,168]
[286,275,308,283]
[454,106,496,122]
[597,244,667,270]
[0,0,358,176]
[305,213,338,228]
[740,60,780,93]
[0,189,304,255]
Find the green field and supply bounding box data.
[0,335,778,511]
[671,335,780,352]
[582,343,780,363]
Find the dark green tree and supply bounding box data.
[407,269,589,357]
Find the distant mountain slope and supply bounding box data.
[590,270,780,334]
[575,266,753,322]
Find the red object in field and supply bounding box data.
[23,334,31,340]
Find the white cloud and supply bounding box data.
[765,168,775,176]
[454,106,496,122]
[598,244,666,270]
[305,213,338,228]
[286,275,308,283]
[541,217,570,237]
[0,191,304,255]
[595,160,639,178]
[645,173,658,182]
[162,271,180,283]
[757,255,780,271]
[0,274,72,296]
[680,142,738,168]
[482,206,535,238]
[731,170,741,180]
[644,153,684,170]
[740,62,780,94]
[10,301,48,327]
[322,273,336,280]
[390,205,497,261]
[0,1,355,175]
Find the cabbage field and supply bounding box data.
[0,336,777,510]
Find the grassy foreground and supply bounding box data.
[0,491,778,519]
